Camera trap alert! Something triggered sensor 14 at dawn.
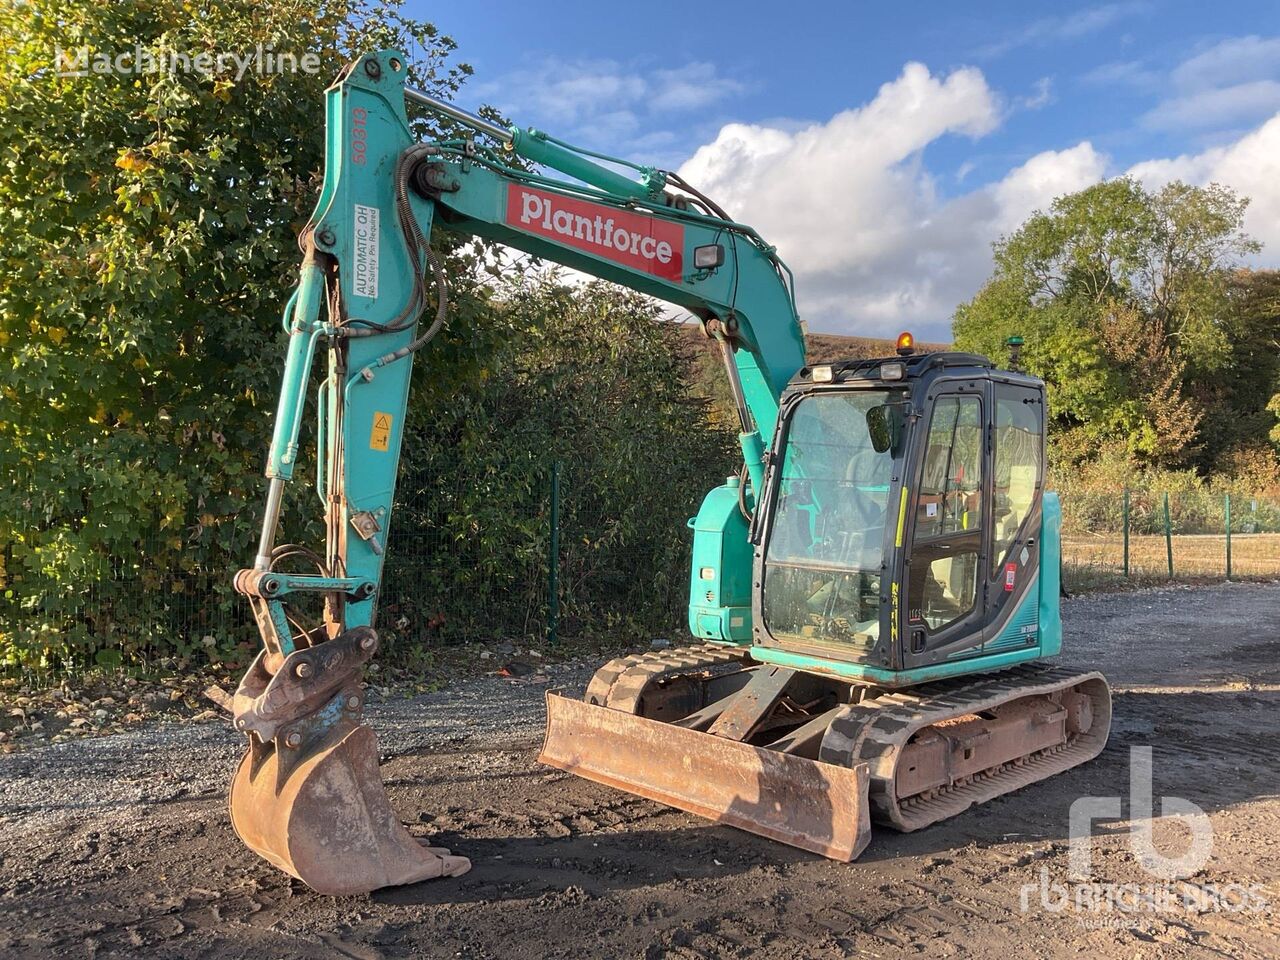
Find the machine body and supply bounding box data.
[228,50,1109,893]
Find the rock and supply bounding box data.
[650,638,672,650]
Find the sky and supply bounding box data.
[405,1,1280,340]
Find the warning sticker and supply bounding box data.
[1004,562,1017,591]
[369,411,393,451]
[353,204,380,300]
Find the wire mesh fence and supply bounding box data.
[1060,487,1280,589]
[1,453,702,682]
[4,477,1278,682]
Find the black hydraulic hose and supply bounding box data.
[369,244,448,367]
[342,143,441,335]
[664,170,732,222]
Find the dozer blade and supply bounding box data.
[230,721,471,895]
[539,692,871,861]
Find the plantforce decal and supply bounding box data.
[353,204,379,299]
[506,185,683,281]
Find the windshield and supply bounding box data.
[762,390,899,653]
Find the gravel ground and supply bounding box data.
[1,582,1278,958]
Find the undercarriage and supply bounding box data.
[541,644,1111,857]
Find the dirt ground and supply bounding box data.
[2,582,1278,959]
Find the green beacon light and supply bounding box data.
[1006,335,1024,371]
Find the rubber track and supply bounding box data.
[584,644,756,713]
[818,664,1112,832]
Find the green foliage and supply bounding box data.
[0,0,474,670]
[954,177,1271,471]
[382,277,737,650]
[1054,444,1280,536]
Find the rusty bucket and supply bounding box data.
[230,721,470,895]
[539,692,871,860]
[229,628,470,895]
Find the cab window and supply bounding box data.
[908,394,983,633]
[991,387,1043,575]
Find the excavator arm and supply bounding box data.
[227,49,807,895]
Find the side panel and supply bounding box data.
[688,480,753,643]
[1037,492,1064,657]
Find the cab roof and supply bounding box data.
[790,351,993,386]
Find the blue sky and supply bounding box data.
[406,1,1280,339]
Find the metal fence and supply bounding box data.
[0,454,699,680]
[1059,487,1280,587]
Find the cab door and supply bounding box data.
[901,381,989,667]
[981,380,1046,644]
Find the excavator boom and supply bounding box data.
[228,50,808,894]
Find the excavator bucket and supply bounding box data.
[539,692,871,860]
[230,722,470,896]
[227,628,470,895]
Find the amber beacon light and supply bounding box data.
[895,331,915,356]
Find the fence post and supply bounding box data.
[1225,493,1232,580]
[1122,487,1130,579]
[547,460,561,645]
[1163,492,1173,579]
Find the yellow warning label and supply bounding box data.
[369,411,393,451]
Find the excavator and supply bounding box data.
[227,50,1112,895]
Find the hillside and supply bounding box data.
[676,322,952,428]
[677,322,950,365]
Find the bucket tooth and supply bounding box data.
[539,692,871,861]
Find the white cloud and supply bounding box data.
[1171,35,1280,91]
[650,63,745,111]
[472,58,744,160]
[680,63,999,276]
[1142,80,1280,132]
[674,54,1280,340]
[1128,114,1280,252]
[492,51,1280,343]
[977,3,1148,58]
[1141,35,1280,133]
[989,143,1107,233]
[676,64,1102,339]
[1080,59,1160,90]
[1016,77,1055,111]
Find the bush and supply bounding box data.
[381,277,737,653]
[0,1,477,671]
[1055,444,1280,535]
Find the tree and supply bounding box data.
[953,177,1261,468]
[0,0,478,670]
[384,277,738,649]
[1210,270,1280,467]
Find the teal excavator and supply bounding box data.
[228,51,1111,895]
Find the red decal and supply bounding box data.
[1004,562,1017,591]
[505,185,683,281]
[350,107,368,166]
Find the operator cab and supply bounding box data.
[753,343,1047,673]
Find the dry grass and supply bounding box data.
[1062,532,1280,590]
